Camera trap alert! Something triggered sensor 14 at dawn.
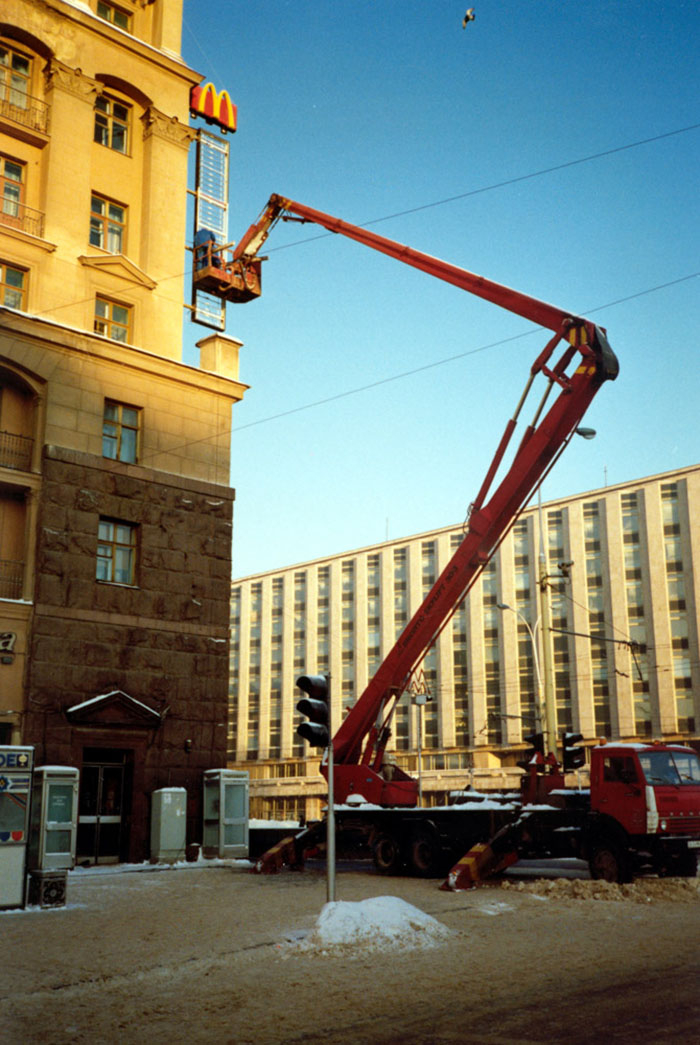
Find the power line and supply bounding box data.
[263,124,700,253]
[141,269,698,463]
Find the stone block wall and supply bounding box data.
[23,447,236,859]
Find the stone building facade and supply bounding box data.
[1,0,247,862]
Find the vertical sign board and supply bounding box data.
[0,746,33,909]
[191,129,230,330]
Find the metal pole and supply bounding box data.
[538,491,559,761]
[325,674,336,903]
[418,701,423,807]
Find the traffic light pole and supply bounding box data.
[325,675,336,904]
[326,750,336,902]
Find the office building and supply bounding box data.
[229,465,700,820]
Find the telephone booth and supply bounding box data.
[202,769,248,859]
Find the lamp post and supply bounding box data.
[497,602,545,742]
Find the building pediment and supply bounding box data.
[78,254,157,289]
[65,690,162,728]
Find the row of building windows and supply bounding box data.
[1,257,133,344]
[229,477,698,762]
[2,33,151,342]
[3,33,137,153]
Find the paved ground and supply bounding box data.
[1,861,698,1044]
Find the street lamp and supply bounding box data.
[497,602,545,740]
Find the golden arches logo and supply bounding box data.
[190,82,237,133]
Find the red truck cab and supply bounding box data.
[588,742,700,880]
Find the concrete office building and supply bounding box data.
[229,465,700,821]
[0,0,247,862]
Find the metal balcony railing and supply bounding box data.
[0,87,50,135]
[0,559,23,600]
[0,430,33,471]
[0,199,45,239]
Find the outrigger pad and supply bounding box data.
[440,843,519,891]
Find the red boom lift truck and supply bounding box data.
[197,196,700,884]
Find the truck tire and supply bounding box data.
[406,831,442,878]
[589,842,631,884]
[372,833,403,875]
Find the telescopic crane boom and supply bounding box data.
[219,194,619,808]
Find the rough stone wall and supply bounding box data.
[24,447,235,854]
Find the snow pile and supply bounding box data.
[501,876,700,904]
[290,897,453,957]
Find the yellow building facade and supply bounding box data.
[1,0,247,863]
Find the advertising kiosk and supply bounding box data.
[0,745,33,909]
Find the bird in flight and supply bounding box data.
[462,8,475,28]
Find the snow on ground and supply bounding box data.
[288,896,453,957]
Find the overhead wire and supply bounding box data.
[139,270,699,463]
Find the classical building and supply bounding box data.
[229,465,700,821]
[0,0,247,862]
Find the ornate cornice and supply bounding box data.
[45,59,99,101]
[141,106,196,150]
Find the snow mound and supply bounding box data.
[291,897,453,957]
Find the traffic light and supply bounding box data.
[517,732,544,771]
[562,731,585,771]
[296,674,330,748]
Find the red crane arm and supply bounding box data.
[231,193,619,805]
[234,193,579,333]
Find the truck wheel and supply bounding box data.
[589,843,631,884]
[407,832,441,878]
[372,833,402,875]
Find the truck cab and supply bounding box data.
[588,742,700,881]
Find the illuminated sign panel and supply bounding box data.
[190,82,237,134]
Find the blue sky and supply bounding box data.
[180,0,699,579]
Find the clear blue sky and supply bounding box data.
[180,0,699,579]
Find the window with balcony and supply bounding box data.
[1,157,22,220]
[94,95,129,154]
[90,195,126,253]
[0,262,25,309]
[0,44,30,109]
[0,489,25,599]
[102,400,140,463]
[97,518,137,585]
[96,1,132,32]
[94,296,131,342]
[0,43,47,136]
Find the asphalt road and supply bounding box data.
[1,862,697,1044]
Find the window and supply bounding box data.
[1,157,23,223]
[103,400,140,463]
[97,519,137,584]
[96,1,132,31]
[94,296,131,342]
[90,195,126,253]
[0,45,31,108]
[0,262,25,309]
[94,95,129,153]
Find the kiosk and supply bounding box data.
[0,745,33,909]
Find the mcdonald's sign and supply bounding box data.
[190,82,237,134]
